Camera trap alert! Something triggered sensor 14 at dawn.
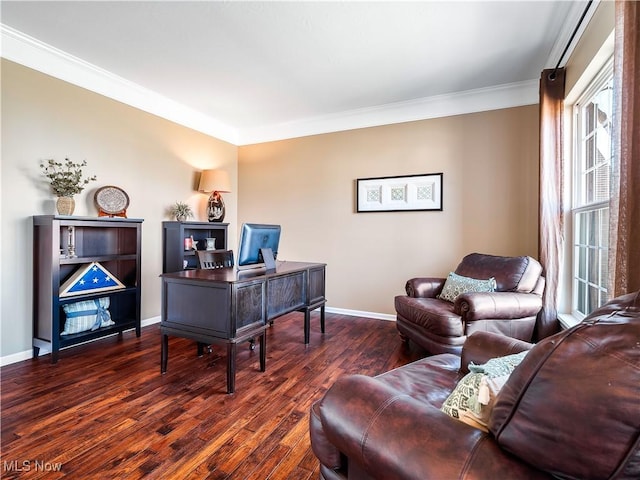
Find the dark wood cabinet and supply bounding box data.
[32,215,143,363]
[162,221,228,273]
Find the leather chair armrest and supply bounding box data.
[310,401,342,471]
[454,292,543,320]
[405,277,446,298]
[318,375,544,479]
[460,332,534,374]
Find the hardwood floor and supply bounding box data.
[1,312,427,479]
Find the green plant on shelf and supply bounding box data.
[169,201,194,221]
[40,158,97,197]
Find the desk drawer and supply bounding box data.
[308,266,326,304]
[234,281,265,331]
[267,271,306,318]
[162,279,230,337]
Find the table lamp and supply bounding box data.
[198,169,231,222]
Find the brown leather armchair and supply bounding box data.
[310,291,640,480]
[395,252,545,355]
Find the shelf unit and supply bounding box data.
[32,215,143,363]
[162,221,228,273]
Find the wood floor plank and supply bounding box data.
[1,312,427,478]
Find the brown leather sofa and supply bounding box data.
[395,252,545,355]
[310,291,640,480]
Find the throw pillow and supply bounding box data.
[441,351,528,431]
[61,297,114,335]
[440,371,488,431]
[438,271,497,302]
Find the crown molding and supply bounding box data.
[237,80,539,145]
[2,23,538,147]
[0,24,240,145]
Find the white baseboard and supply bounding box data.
[0,350,33,367]
[325,306,395,322]
[1,311,392,367]
[142,316,161,327]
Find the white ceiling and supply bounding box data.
[0,1,589,145]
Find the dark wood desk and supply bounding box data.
[160,261,326,393]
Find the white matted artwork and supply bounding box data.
[356,173,443,212]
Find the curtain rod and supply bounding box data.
[549,0,594,80]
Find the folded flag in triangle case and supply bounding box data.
[60,261,125,297]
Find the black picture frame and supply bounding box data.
[356,173,443,212]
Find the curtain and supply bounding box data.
[536,67,565,340]
[610,0,640,296]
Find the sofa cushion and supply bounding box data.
[455,253,542,293]
[438,272,496,302]
[395,296,464,337]
[376,353,461,408]
[490,291,640,480]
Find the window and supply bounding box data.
[570,62,613,319]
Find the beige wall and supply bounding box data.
[1,60,238,359]
[0,60,540,361]
[238,106,540,315]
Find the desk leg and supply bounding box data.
[161,334,169,373]
[227,343,236,394]
[320,305,326,334]
[304,309,310,345]
[260,332,266,372]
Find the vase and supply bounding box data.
[207,192,225,222]
[56,196,75,216]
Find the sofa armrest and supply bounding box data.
[405,277,446,298]
[454,291,543,320]
[317,374,544,479]
[310,401,342,471]
[460,332,534,374]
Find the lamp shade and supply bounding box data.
[198,169,231,193]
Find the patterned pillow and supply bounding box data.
[440,371,487,430]
[438,272,497,302]
[61,297,114,335]
[441,351,528,431]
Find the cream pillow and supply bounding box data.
[441,351,528,431]
[440,371,488,431]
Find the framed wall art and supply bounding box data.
[356,173,443,213]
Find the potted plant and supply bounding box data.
[40,158,97,215]
[169,201,194,222]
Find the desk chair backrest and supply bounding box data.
[197,249,234,269]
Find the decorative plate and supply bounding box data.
[94,186,130,215]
